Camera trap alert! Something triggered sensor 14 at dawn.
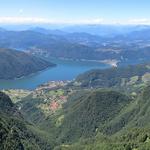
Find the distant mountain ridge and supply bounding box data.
[0,26,150,64]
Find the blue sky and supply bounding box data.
[0,0,150,24]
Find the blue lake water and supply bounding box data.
[0,58,110,89]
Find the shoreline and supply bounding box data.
[0,58,113,90]
[0,57,116,83]
[0,65,56,81]
[49,57,119,67]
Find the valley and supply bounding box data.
[1,22,150,150]
[1,0,150,149]
[0,26,150,150]
[1,62,150,150]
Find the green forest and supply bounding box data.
[1,62,150,150]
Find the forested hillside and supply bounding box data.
[74,63,150,92]
[0,91,54,150]
[1,63,150,150]
[0,49,55,79]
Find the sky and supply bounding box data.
[0,0,150,25]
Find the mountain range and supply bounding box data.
[1,25,150,150]
[0,26,150,64]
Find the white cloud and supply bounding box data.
[0,16,150,25]
[0,17,54,24]
[0,16,105,24]
[127,18,150,25]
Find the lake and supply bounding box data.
[0,58,110,89]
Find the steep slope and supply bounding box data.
[0,91,54,150]
[10,81,150,149]
[66,85,150,150]
[0,91,14,112]
[18,88,131,144]
[104,85,150,133]
[56,90,131,143]
[0,49,55,79]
